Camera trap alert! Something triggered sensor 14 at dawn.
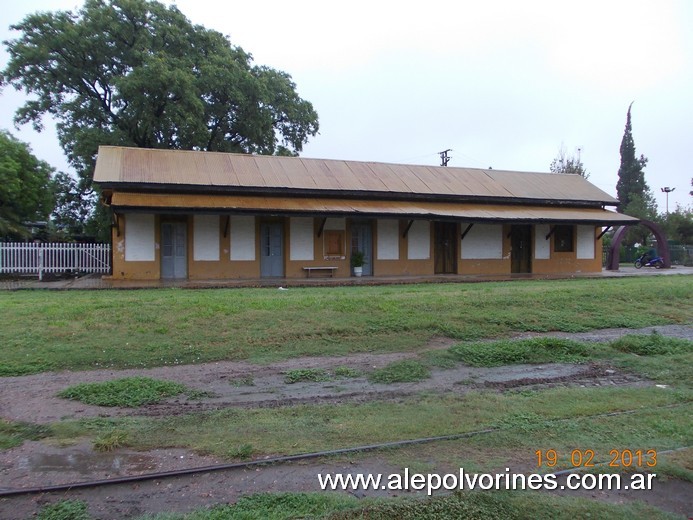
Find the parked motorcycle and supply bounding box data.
[634,253,664,269]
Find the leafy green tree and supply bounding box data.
[549,144,589,179]
[1,0,319,238]
[0,130,55,239]
[615,103,656,214]
[657,205,693,244]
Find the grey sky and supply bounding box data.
[1,0,691,211]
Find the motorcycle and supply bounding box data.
[634,253,664,269]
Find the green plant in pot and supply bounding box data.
[350,250,365,277]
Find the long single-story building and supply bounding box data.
[94,146,638,280]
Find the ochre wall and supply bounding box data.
[110,215,603,280]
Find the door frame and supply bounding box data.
[510,224,532,274]
[260,220,285,278]
[434,221,458,274]
[160,217,188,279]
[350,219,373,276]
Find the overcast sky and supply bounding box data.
[1,0,691,211]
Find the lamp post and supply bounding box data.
[660,187,675,214]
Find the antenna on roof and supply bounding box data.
[439,149,452,167]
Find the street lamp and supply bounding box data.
[660,187,675,214]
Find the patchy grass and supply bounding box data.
[0,419,50,450]
[229,376,255,387]
[140,492,367,520]
[369,360,430,384]
[93,430,129,452]
[37,500,91,520]
[1,277,691,376]
[284,368,331,384]
[611,333,692,356]
[57,377,190,407]
[284,367,362,384]
[449,337,596,367]
[49,386,690,460]
[138,489,676,520]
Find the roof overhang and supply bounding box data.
[109,193,639,225]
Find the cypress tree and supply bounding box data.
[615,103,653,213]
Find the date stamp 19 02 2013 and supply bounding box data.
[535,449,657,469]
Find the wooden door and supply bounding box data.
[434,222,457,274]
[511,225,532,274]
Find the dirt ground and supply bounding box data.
[0,324,691,519]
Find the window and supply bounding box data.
[324,230,345,257]
[554,225,574,252]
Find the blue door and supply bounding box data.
[260,222,284,277]
[161,222,187,279]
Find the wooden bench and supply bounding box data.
[303,266,338,278]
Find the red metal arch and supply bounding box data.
[606,219,671,270]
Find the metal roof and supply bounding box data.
[95,146,620,206]
[110,193,638,225]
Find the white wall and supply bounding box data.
[534,224,551,260]
[193,215,220,261]
[461,224,503,259]
[290,217,314,261]
[407,220,430,260]
[230,216,256,261]
[377,219,399,260]
[125,213,155,261]
[577,225,595,259]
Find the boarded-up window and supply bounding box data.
[534,224,551,260]
[460,224,502,259]
[193,215,220,261]
[324,230,345,257]
[554,225,574,253]
[230,216,256,261]
[377,220,400,260]
[290,217,314,261]
[125,214,155,261]
[407,221,430,260]
[576,225,595,259]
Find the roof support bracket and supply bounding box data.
[223,215,230,238]
[317,217,327,238]
[597,225,612,240]
[460,223,474,241]
[545,226,557,241]
[402,220,414,238]
[111,212,121,237]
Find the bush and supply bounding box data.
[611,333,692,356]
[369,360,430,384]
[57,377,188,407]
[449,338,592,367]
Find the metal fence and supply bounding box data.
[602,244,693,267]
[0,242,111,280]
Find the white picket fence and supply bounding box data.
[0,242,111,280]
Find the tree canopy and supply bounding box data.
[549,144,589,179]
[0,130,55,239]
[1,0,319,183]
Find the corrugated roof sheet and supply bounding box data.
[110,193,638,224]
[95,146,619,205]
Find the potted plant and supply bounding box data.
[350,250,365,277]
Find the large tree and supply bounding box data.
[0,130,55,239]
[1,0,319,235]
[615,103,656,216]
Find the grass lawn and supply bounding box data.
[1,276,691,376]
[5,276,692,519]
